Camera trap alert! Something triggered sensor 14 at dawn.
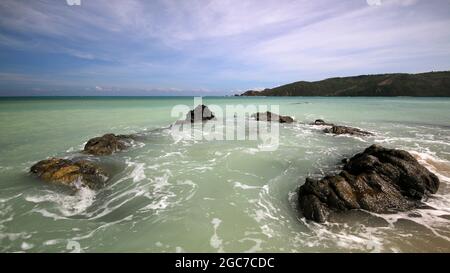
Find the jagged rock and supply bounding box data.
[298,144,440,222]
[185,105,215,123]
[324,125,373,136]
[30,158,108,189]
[252,111,294,123]
[84,134,133,155]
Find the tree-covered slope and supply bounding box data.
[240,71,450,96]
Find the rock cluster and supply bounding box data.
[324,125,373,136]
[310,119,373,136]
[252,111,294,123]
[29,105,217,189]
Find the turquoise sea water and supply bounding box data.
[0,97,449,252]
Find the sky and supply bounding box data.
[0,0,449,96]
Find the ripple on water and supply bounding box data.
[26,187,96,219]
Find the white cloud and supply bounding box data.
[0,0,449,93]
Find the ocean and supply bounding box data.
[0,96,449,252]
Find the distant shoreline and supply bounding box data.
[239,71,450,97]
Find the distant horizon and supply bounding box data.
[0,69,449,97]
[1,0,450,96]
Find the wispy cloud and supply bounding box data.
[0,0,449,95]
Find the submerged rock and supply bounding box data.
[297,144,440,223]
[324,125,373,136]
[310,119,334,126]
[186,104,215,123]
[84,134,133,155]
[30,158,108,189]
[252,111,294,123]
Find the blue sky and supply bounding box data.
[0,0,450,96]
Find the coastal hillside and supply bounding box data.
[240,71,450,96]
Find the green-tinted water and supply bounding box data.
[0,97,449,252]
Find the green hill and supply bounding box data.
[240,71,450,97]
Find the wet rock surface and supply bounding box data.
[324,125,373,136]
[298,144,440,223]
[186,104,215,123]
[30,158,108,189]
[84,134,133,155]
[310,119,334,126]
[252,111,294,123]
[309,120,372,136]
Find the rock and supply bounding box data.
[252,111,294,123]
[310,119,334,126]
[297,144,440,222]
[309,120,372,135]
[186,104,215,123]
[324,125,373,136]
[84,134,133,155]
[30,158,108,189]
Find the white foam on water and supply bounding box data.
[139,170,178,214]
[374,136,450,147]
[0,231,31,244]
[43,239,64,246]
[233,182,261,190]
[141,194,175,212]
[409,150,450,183]
[26,186,96,218]
[246,184,285,240]
[175,246,185,253]
[21,242,34,251]
[210,218,224,252]
[295,219,389,252]
[193,166,213,172]
[146,164,162,170]
[65,143,84,153]
[130,139,146,149]
[130,162,146,183]
[243,148,260,155]
[0,193,22,203]
[84,168,176,220]
[118,158,148,184]
[332,134,369,143]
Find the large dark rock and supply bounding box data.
[324,125,373,136]
[186,104,215,123]
[252,111,294,123]
[298,145,440,222]
[30,158,108,189]
[84,134,133,155]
